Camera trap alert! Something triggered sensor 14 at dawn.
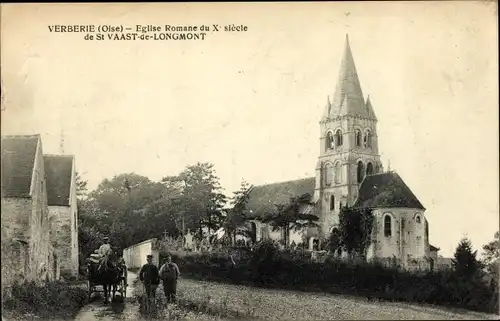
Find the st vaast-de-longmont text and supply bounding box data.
[48,24,248,40]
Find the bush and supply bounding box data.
[169,248,499,314]
[3,279,87,319]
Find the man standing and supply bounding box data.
[139,255,160,300]
[118,256,128,287]
[159,254,180,303]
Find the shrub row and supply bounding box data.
[167,242,499,314]
[3,280,87,319]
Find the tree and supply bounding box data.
[82,173,178,251]
[482,231,499,279]
[452,237,483,279]
[167,162,227,239]
[327,227,342,256]
[75,171,88,199]
[338,206,374,260]
[260,193,319,248]
[224,180,253,245]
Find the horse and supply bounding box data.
[88,252,122,304]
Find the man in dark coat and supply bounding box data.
[139,255,160,300]
[159,254,180,303]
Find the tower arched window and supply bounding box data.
[356,161,365,183]
[366,162,374,176]
[355,129,362,147]
[415,215,421,224]
[326,132,334,151]
[330,195,335,210]
[334,162,341,184]
[324,163,333,186]
[384,215,392,237]
[364,130,372,148]
[335,130,343,146]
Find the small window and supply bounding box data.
[326,132,334,150]
[339,202,343,209]
[324,163,333,186]
[330,195,335,210]
[364,130,372,148]
[416,216,421,224]
[335,130,343,146]
[366,162,374,176]
[355,130,362,146]
[334,162,341,184]
[357,161,365,183]
[384,215,392,237]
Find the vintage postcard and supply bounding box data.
[1,2,498,320]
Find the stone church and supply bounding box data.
[245,35,438,270]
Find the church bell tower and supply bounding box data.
[314,35,383,237]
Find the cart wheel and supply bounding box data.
[121,279,127,298]
[87,281,92,302]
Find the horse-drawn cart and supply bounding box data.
[87,259,127,302]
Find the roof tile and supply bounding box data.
[1,135,39,198]
[44,155,74,206]
[246,177,316,218]
[354,172,425,210]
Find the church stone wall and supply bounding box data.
[368,208,428,268]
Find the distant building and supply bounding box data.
[1,135,56,294]
[429,244,440,271]
[244,35,437,271]
[123,238,159,269]
[44,154,79,278]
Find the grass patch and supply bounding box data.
[131,277,253,320]
[2,280,87,320]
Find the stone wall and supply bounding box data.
[30,140,52,282]
[47,157,79,278]
[123,238,159,270]
[1,198,31,296]
[367,207,428,266]
[69,161,79,277]
[49,206,72,276]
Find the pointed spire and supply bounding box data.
[326,35,371,119]
[322,95,332,120]
[365,95,377,120]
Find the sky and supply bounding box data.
[1,2,498,257]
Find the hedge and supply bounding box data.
[3,279,87,319]
[165,242,499,314]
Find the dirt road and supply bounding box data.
[73,272,140,321]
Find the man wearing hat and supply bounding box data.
[97,236,113,257]
[139,254,160,301]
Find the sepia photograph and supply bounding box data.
[1,2,499,320]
